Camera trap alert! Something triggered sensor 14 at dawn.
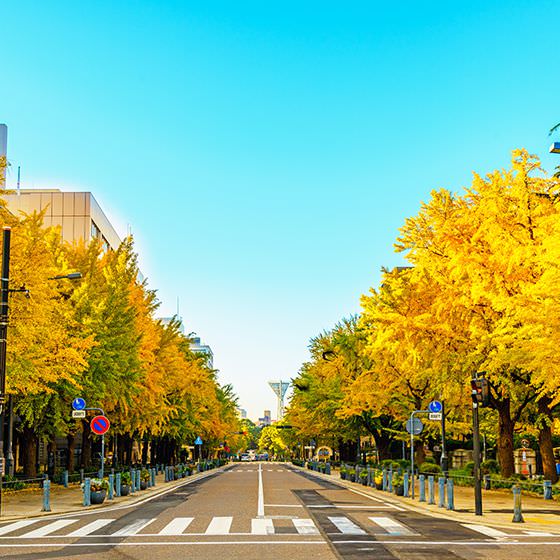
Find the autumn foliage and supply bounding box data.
[288,150,560,480]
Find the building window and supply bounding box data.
[91,220,101,240]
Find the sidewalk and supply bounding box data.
[0,468,220,521]
[301,466,560,534]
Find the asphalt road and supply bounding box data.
[0,463,558,560]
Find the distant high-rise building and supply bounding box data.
[258,410,272,426]
[189,336,214,368]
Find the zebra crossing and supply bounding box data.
[0,514,414,539]
[0,515,555,540]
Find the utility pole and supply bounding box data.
[0,227,11,515]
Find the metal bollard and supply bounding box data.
[367,467,372,487]
[80,468,84,483]
[382,469,387,491]
[403,472,409,497]
[419,474,426,502]
[108,473,114,500]
[446,478,454,510]
[512,485,524,523]
[438,477,446,508]
[388,471,393,493]
[326,463,331,475]
[428,475,435,505]
[63,470,69,488]
[484,474,491,490]
[151,468,156,487]
[42,479,51,512]
[136,469,141,490]
[130,470,136,493]
[116,472,121,497]
[544,480,553,500]
[83,477,91,507]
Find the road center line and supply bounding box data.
[258,463,265,517]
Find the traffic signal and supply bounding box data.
[471,377,489,407]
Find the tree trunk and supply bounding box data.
[414,439,426,465]
[21,426,37,477]
[81,420,92,467]
[141,437,149,465]
[67,434,75,472]
[496,399,515,478]
[537,398,558,483]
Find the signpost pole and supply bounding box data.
[440,401,448,473]
[410,412,415,499]
[100,435,105,479]
[472,400,482,515]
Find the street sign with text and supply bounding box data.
[72,410,86,419]
[428,412,442,421]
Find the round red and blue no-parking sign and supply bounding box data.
[90,415,110,435]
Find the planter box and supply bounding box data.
[375,482,383,490]
[140,481,148,490]
[394,485,404,496]
[91,490,106,504]
[121,484,131,496]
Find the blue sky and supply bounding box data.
[2,1,560,419]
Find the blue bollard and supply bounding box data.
[108,474,114,500]
[446,478,454,510]
[389,471,393,493]
[63,470,69,488]
[438,477,446,508]
[382,469,387,491]
[326,463,331,475]
[42,479,51,512]
[428,475,435,505]
[116,472,121,497]
[513,485,524,523]
[403,472,409,497]
[130,470,136,493]
[136,469,141,490]
[151,468,156,487]
[419,474,426,502]
[83,478,91,507]
[544,480,553,500]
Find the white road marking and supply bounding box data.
[257,463,265,517]
[205,516,233,535]
[0,520,40,535]
[265,504,303,508]
[308,505,395,509]
[328,516,366,535]
[67,519,114,536]
[23,520,78,538]
[462,524,509,538]
[158,517,194,535]
[293,519,320,535]
[524,531,554,536]
[112,518,156,536]
[368,516,416,535]
[251,518,274,535]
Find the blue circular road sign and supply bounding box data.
[72,398,86,411]
[428,400,443,413]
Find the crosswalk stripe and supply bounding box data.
[292,519,319,535]
[158,517,194,535]
[205,516,233,535]
[112,518,156,536]
[462,524,508,538]
[23,520,78,538]
[67,519,114,537]
[251,518,274,535]
[0,520,41,536]
[524,531,554,536]
[368,516,415,535]
[328,516,366,535]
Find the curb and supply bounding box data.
[294,465,560,535]
[0,465,234,522]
